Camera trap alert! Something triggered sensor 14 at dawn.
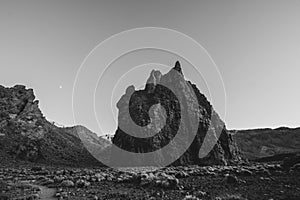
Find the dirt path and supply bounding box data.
[36,185,57,200]
[20,181,57,200]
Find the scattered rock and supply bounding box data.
[237,168,253,176]
[182,195,200,200]
[61,180,74,187]
[193,190,207,198]
[215,194,248,200]
[0,163,299,199]
[225,174,238,184]
[26,193,40,199]
[31,166,44,172]
[75,179,90,188]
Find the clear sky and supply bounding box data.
[1,0,300,135]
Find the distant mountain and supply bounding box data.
[0,85,107,167]
[64,125,111,158]
[99,134,114,142]
[231,127,300,161]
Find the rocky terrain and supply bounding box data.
[0,62,299,199]
[0,85,108,167]
[231,127,300,161]
[0,161,299,199]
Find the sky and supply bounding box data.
[1,0,300,135]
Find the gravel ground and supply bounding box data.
[0,162,299,200]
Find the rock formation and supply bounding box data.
[0,85,106,166]
[111,61,240,167]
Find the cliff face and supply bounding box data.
[112,62,240,167]
[0,85,105,166]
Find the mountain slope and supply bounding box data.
[231,127,300,160]
[0,85,106,166]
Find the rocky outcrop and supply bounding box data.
[112,61,240,167]
[0,85,105,166]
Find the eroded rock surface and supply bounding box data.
[112,61,240,167]
[0,85,105,166]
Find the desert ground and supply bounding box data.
[0,160,299,200]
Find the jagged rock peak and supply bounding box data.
[126,85,135,95]
[0,84,105,166]
[173,61,183,74]
[112,61,241,167]
[145,70,162,92]
[146,70,162,86]
[144,61,183,92]
[0,84,42,118]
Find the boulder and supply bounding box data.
[61,180,75,187]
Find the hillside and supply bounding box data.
[231,127,300,160]
[0,85,108,167]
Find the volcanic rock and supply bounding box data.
[111,61,240,167]
[0,85,106,166]
[61,180,75,187]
